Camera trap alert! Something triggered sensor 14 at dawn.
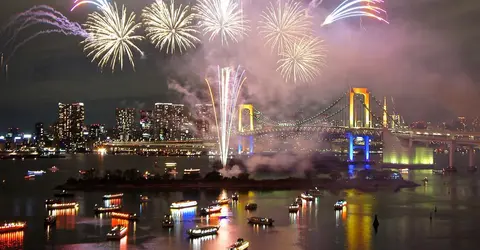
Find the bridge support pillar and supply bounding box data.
[248,136,254,155]
[237,136,254,155]
[469,146,475,169]
[347,133,370,163]
[237,137,243,154]
[448,141,455,169]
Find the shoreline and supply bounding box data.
[55,179,420,192]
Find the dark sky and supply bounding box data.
[1,0,480,133]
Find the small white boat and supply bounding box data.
[228,238,250,250]
[300,192,314,201]
[106,225,127,240]
[288,203,299,213]
[334,200,347,210]
[247,217,274,226]
[187,225,219,238]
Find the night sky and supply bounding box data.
[1,0,480,133]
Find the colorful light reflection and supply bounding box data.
[0,231,24,249]
[49,208,77,230]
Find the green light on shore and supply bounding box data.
[383,146,433,165]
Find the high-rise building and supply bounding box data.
[139,110,153,140]
[115,108,135,141]
[57,102,85,149]
[35,122,44,146]
[154,103,174,141]
[195,104,214,139]
[172,104,192,141]
[89,124,106,142]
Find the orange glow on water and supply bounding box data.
[346,196,373,250]
[120,235,128,250]
[49,208,77,230]
[0,231,23,249]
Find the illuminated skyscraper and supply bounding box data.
[139,110,153,140]
[115,108,135,141]
[57,102,85,149]
[89,124,106,142]
[154,103,173,141]
[35,122,44,146]
[195,104,214,139]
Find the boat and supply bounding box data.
[432,169,444,175]
[300,192,314,201]
[295,197,303,205]
[245,203,257,210]
[94,204,121,213]
[44,216,56,226]
[46,201,79,210]
[162,214,174,228]
[48,166,59,172]
[103,193,123,200]
[232,193,239,201]
[200,205,222,215]
[213,197,230,205]
[27,170,46,176]
[288,203,300,213]
[106,225,128,240]
[334,200,347,210]
[186,225,220,238]
[170,200,197,209]
[0,222,26,233]
[54,190,74,198]
[140,195,150,202]
[228,238,250,250]
[111,212,139,221]
[308,187,323,196]
[247,217,274,226]
[24,174,35,180]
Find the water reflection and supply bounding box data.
[49,208,78,230]
[346,198,372,250]
[190,235,216,250]
[0,231,24,249]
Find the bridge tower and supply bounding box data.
[348,88,372,164]
[238,104,254,155]
[349,88,371,128]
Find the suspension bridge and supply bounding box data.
[237,87,480,170]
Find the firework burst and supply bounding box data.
[195,0,249,45]
[142,0,199,54]
[259,0,312,53]
[322,0,388,26]
[71,0,109,11]
[277,37,326,83]
[83,2,143,72]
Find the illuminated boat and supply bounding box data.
[334,200,347,210]
[102,193,123,200]
[247,217,274,226]
[245,203,257,210]
[300,192,314,201]
[162,214,174,228]
[140,195,150,202]
[308,187,323,196]
[213,197,230,205]
[106,225,127,240]
[288,203,300,213]
[27,170,46,176]
[24,174,35,180]
[111,212,139,221]
[170,200,197,209]
[295,197,303,205]
[228,238,250,250]
[44,216,56,226]
[186,225,219,238]
[94,204,121,213]
[0,222,26,233]
[48,166,59,172]
[232,193,239,201]
[54,190,74,198]
[46,201,79,210]
[200,205,222,215]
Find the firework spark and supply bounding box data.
[1,5,87,63]
[277,37,326,83]
[195,0,248,45]
[83,2,143,72]
[71,0,109,11]
[142,0,199,54]
[322,0,388,26]
[206,66,246,166]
